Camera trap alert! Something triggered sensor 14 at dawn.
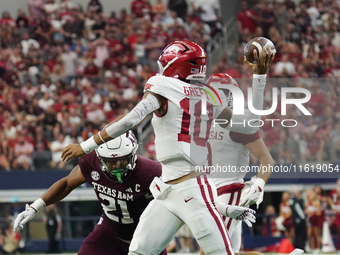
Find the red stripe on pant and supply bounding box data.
[197,176,233,255]
[226,191,241,230]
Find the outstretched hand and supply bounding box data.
[61,144,85,162]
[244,46,275,74]
[13,204,36,232]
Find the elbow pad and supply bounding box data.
[106,94,160,138]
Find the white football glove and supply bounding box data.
[226,205,256,227]
[240,176,265,208]
[13,198,46,232]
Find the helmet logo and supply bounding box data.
[165,45,180,54]
[144,83,153,91]
[91,171,100,181]
[111,154,118,157]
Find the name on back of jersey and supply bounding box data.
[183,85,207,98]
[209,131,224,140]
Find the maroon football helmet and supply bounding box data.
[157,40,207,81]
[207,73,239,108]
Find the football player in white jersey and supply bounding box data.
[61,40,275,255]
[202,73,273,255]
[201,73,303,255]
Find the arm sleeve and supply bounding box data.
[105,93,160,138]
[226,74,266,134]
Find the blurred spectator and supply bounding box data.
[61,44,78,83]
[38,93,55,111]
[153,0,166,17]
[256,2,275,39]
[3,118,17,141]
[0,223,20,254]
[0,11,16,28]
[190,0,220,37]
[8,197,24,222]
[280,191,294,245]
[87,0,103,14]
[305,189,322,252]
[91,13,105,39]
[168,0,188,20]
[32,131,51,169]
[45,0,60,16]
[263,205,280,237]
[289,188,307,250]
[44,204,62,253]
[237,1,258,37]
[331,190,340,250]
[131,0,144,18]
[93,38,109,73]
[274,54,296,76]
[28,0,45,19]
[81,121,98,141]
[85,102,106,125]
[330,178,340,203]
[35,15,53,46]
[0,131,12,171]
[50,133,71,169]
[12,134,34,170]
[314,185,328,228]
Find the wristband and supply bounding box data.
[30,198,46,213]
[252,74,267,90]
[80,135,98,154]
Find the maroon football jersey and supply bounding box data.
[78,152,162,240]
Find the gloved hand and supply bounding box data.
[226,205,256,227]
[13,204,36,232]
[13,198,46,232]
[240,176,265,208]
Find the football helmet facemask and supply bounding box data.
[95,131,138,183]
[207,73,239,108]
[157,40,207,81]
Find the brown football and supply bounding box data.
[244,37,276,64]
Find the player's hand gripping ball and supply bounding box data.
[244,37,276,64]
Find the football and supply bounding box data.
[244,37,276,64]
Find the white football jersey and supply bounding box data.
[207,75,261,188]
[208,122,261,189]
[144,75,226,182]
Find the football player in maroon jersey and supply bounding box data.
[13,131,166,255]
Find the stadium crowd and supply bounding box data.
[214,0,340,165]
[0,0,220,170]
[0,0,339,171]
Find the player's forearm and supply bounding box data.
[81,94,160,153]
[257,154,274,182]
[227,75,266,134]
[41,178,75,206]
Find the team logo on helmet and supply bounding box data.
[164,45,180,54]
[91,171,100,181]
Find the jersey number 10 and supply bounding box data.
[178,98,214,147]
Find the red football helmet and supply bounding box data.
[207,73,239,108]
[157,40,207,81]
